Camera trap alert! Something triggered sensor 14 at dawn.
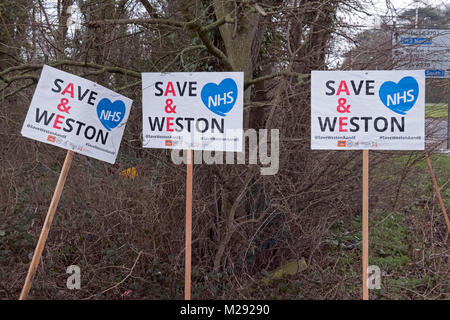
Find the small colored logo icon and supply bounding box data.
[47,135,56,143]
[201,78,238,117]
[379,76,419,115]
[337,140,346,147]
[97,98,126,131]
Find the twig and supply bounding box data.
[83,250,143,300]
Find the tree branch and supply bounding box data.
[161,45,206,72]
[88,18,185,29]
[83,251,143,300]
[203,14,234,32]
[0,81,35,99]
[187,22,234,70]
[244,71,310,89]
[0,60,141,81]
[87,13,235,70]
[139,0,160,19]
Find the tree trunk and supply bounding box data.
[211,1,262,272]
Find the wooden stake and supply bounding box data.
[362,149,369,300]
[19,150,74,300]
[185,150,193,300]
[425,151,450,233]
[447,79,450,150]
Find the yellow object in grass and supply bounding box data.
[120,167,138,179]
[262,258,307,284]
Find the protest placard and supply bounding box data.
[311,70,425,151]
[21,65,132,163]
[142,72,243,300]
[311,70,425,300]
[19,65,132,299]
[142,72,243,152]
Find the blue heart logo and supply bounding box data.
[379,76,419,115]
[201,78,238,117]
[96,98,126,131]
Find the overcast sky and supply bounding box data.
[371,0,448,13]
[330,0,449,67]
[363,0,449,27]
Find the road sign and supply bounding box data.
[393,29,450,78]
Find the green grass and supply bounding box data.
[392,153,450,175]
[426,103,448,118]
[379,153,450,207]
[413,153,450,206]
[329,211,411,270]
[326,152,450,299]
[414,153,450,170]
[238,152,450,299]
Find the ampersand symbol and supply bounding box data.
[57,98,71,114]
[337,98,351,113]
[164,99,176,114]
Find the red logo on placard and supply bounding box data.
[165,140,173,146]
[337,140,346,147]
[47,135,56,143]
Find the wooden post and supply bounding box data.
[425,151,450,233]
[19,150,74,300]
[362,149,369,300]
[185,150,193,300]
[447,79,449,150]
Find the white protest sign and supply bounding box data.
[142,72,243,152]
[311,70,425,150]
[21,65,133,163]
